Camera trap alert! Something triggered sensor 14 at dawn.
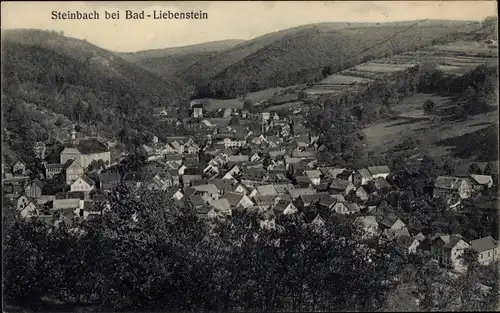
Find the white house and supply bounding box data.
[70,176,96,193]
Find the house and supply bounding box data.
[288,188,316,200]
[65,160,85,185]
[17,196,38,218]
[45,163,64,179]
[253,195,277,211]
[304,170,322,186]
[311,214,326,228]
[367,166,391,179]
[297,193,329,209]
[469,174,494,191]
[145,175,168,191]
[257,185,279,196]
[24,179,44,198]
[329,179,356,195]
[166,169,180,187]
[182,174,202,187]
[70,176,95,193]
[98,171,121,192]
[184,142,200,155]
[470,236,500,266]
[332,201,350,215]
[192,103,204,118]
[430,234,469,272]
[272,200,298,217]
[379,215,408,238]
[171,188,184,201]
[318,196,337,211]
[355,186,369,201]
[396,236,420,254]
[356,216,380,237]
[52,198,83,211]
[224,192,254,210]
[434,176,473,199]
[12,161,27,176]
[207,198,232,218]
[357,168,373,185]
[165,141,184,154]
[60,138,110,169]
[191,184,220,200]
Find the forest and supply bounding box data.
[3,182,498,312]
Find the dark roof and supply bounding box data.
[470,236,498,253]
[330,179,352,191]
[99,172,121,184]
[224,192,245,207]
[188,194,205,206]
[319,196,337,208]
[379,214,402,228]
[70,138,109,154]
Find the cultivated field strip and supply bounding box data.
[306,40,498,95]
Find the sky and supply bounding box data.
[1,1,498,52]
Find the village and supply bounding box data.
[2,96,499,276]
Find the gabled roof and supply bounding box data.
[299,192,329,206]
[209,198,231,212]
[373,178,391,189]
[27,178,44,189]
[257,185,278,196]
[318,195,337,208]
[53,199,80,209]
[78,175,96,187]
[305,170,322,179]
[188,194,205,206]
[192,184,219,195]
[345,202,361,213]
[470,174,493,185]
[434,176,468,190]
[329,179,352,191]
[68,138,109,154]
[289,188,315,199]
[253,195,276,206]
[272,200,294,212]
[358,168,372,179]
[224,192,246,207]
[470,236,498,253]
[367,166,390,175]
[396,235,417,249]
[379,214,403,228]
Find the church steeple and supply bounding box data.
[70,124,77,145]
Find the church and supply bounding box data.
[59,127,111,169]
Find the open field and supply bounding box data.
[362,92,499,165]
[246,87,285,103]
[308,40,498,95]
[204,98,244,111]
[267,101,303,113]
[354,62,416,73]
[319,74,373,85]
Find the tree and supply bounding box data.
[423,99,435,115]
[243,99,254,111]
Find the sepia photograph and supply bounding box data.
[1,1,499,312]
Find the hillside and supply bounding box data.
[1,29,190,168]
[192,20,480,98]
[117,39,246,63]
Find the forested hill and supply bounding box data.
[2,29,186,103]
[1,29,189,168]
[191,20,480,98]
[117,39,246,63]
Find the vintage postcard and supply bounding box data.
[1,1,499,312]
